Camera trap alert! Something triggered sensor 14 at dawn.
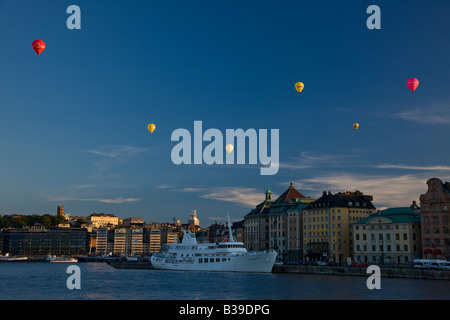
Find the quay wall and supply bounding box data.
[106,261,450,280]
[272,265,450,280]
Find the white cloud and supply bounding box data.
[47,196,140,204]
[87,145,148,159]
[294,173,429,208]
[376,164,450,171]
[281,151,352,170]
[392,104,450,124]
[180,186,268,208]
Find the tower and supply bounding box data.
[188,210,200,232]
[57,205,64,217]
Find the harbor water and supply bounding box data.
[0,262,448,300]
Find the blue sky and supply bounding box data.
[0,1,449,226]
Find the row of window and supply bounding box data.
[311,201,368,208]
[198,257,231,263]
[355,233,417,241]
[355,244,416,252]
[424,238,450,246]
[355,255,411,263]
[424,226,450,234]
[354,224,414,230]
[423,215,449,223]
[422,205,448,212]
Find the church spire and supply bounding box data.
[265,188,272,201]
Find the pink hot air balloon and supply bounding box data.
[407,78,419,93]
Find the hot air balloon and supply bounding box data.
[407,78,419,93]
[295,82,304,93]
[225,144,234,154]
[353,123,359,130]
[32,40,46,56]
[147,123,156,134]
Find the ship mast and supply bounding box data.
[227,211,234,242]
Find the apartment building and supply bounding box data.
[352,204,422,265]
[303,190,376,264]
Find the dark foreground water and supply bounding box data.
[0,262,448,300]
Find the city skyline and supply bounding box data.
[0,1,449,224]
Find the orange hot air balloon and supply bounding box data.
[407,78,419,93]
[32,40,46,56]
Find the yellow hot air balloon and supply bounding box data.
[353,123,359,130]
[147,123,156,134]
[295,82,304,93]
[225,144,234,154]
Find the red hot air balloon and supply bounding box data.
[407,78,419,93]
[32,40,46,56]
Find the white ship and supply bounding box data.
[150,216,277,273]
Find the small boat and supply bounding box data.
[0,254,28,262]
[45,255,78,263]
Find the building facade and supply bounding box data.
[87,213,119,228]
[352,204,422,265]
[244,182,314,261]
[419,178,450,260]
[303,190,376,264]
[1,227,89,257]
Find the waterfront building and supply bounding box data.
[419,178,450,260]
[303,190,376,264]
[233,220,245,243]
[1,227,89,257]
[87,213,119,228]
[352,203,422,265]
[244,182,313,260]
[128,228,143,255]
[112,228,143,256]
[286,200,314,261]
[162,227,178,245]
[149,228,161,253]
[113,228,127,255]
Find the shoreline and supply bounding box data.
[106,260,450,280]
[272,264,450,280]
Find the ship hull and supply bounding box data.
[150,251,277,273]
